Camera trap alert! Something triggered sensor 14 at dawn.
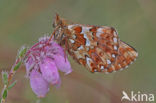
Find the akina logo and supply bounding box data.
[121,91,155,102]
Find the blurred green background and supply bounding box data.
[0,0,156,103]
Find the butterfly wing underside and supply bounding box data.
[65,24,138,73]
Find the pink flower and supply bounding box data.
[25,56,34,76]
[39,57,60,85]
[24,36,72,97]
[30,69,49,98]
[54,55,72,75]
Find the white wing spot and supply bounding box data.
[68,25,74,30]
[97,28,103,32]
[84,34,90,46]
[100,66,104,70]
[68,24,79,30]
[81,27,92,34]
[130,61,134,65]
[119,68,123,71]
[94,69,97,72]
[86,57,92,67]
[72,35,76,39]
[112,54,116,58]
[113,37,117,43]
[114,45,118,50]
[111,65,115,70]
[96,32,101,37]
[125,65,128,68]
[69,39,75,43]
[77,45,83,50]
[113,31,117,36]
[107,59,111,64]
[136,52,138,57]
[75,51,83,59]
[80,26,92,46]
[96,28,103,37]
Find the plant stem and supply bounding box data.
[1,47,27,103]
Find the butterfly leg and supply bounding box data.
[48,26,60,43]
[60,36,68,62]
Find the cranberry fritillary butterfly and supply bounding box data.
[50,14,138,73]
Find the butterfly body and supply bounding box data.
[52,14,138,73]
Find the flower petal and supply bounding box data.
[54,55,72,75]
[30,69,49,98]
[40,58,60,85]
[51,42,64,57]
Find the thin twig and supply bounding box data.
[0,47,27,103]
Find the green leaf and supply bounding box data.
[8,80,17,90]
[2,89,7,99]
[2,71,8,85]
[13,61,22,71]
[18,46,27,58]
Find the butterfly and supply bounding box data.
[50,14,138,73]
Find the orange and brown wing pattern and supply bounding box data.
[52,14,138,73]
[106,40,138,73]
[66,24,127,73]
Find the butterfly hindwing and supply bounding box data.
[106,40,138,73]
[66,24,122,73]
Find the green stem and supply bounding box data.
[0,46,27,103]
